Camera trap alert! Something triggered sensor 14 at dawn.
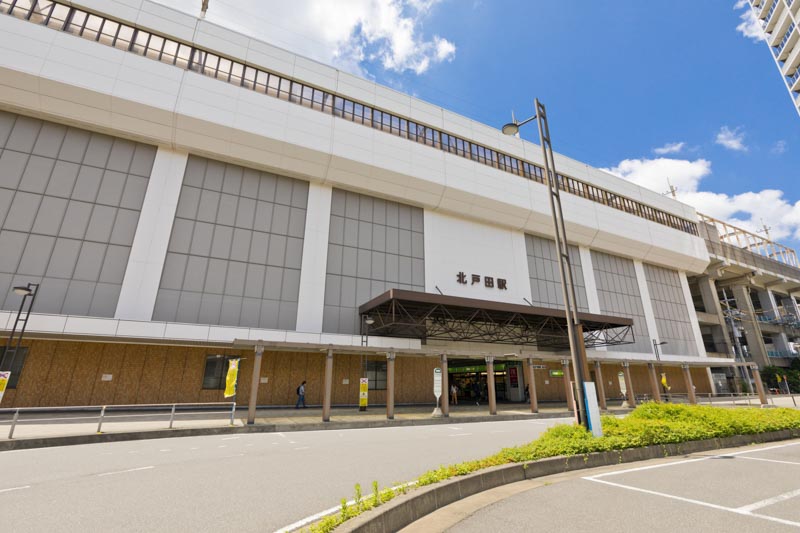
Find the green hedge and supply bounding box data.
[310,404,800,531]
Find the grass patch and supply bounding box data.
[309,404,800,531]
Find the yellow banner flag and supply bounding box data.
[224,359,240,398]
[660,373,671,391]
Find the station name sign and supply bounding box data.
[456,272,508,290]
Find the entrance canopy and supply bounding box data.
[358,289,634,350]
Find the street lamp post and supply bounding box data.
[2,283,39,385]
[359,315,375,412]
[501,99,592,430]
[652,339,669,397]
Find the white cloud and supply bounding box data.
[771,140,787,154]
[603,156,800,242]
[734,2,765,42]
[156,0,455,77]
[715,126,748,152]
[653,142,685,155]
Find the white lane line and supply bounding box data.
[159,449,170,453]
[289,441,297,444]
[97,466,154,477]
[591,441,800,480]
[189,447,199,451]
[739,456,800,467]
[584,477,800,528]
[277,433,286,438]
[294,446,310,450]
[275,481,419,533]
[0,486,30,494]
[737,487,800,513]
[222,436,239,441]
[448,433,473,437]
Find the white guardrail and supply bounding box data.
[0,402,236,439]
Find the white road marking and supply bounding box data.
[738,456,800,467]
[189,447,199,451]
[275,481,418,533]
[277,433,286,438]
[245,444,254,447]
[97,466,154,477]
[289,441,297,444]
[159,449,170,453]
[448,433,473,437]
[222,436,239,441]
[737,487,800,513]
[222,453,245,458]
[584,477,800,528]
[0,485,30,494]
[590,441,800,480]
[294,446,310,450]
[490,430,509,434]
[218,445,227,448]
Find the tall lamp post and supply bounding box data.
[501,99,592,430]
[359,315,375,412]
[2,283,39,385]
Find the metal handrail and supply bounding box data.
[1,402,236,439]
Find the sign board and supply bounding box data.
[0,371,9,404]
[618,371,627,397]
[549,370,565,378]
[583,382,603,437]
[531,364,547,370]
[509,366,519,388]
[101,374,113,382]
[359,378,369,408]
[433,368,442,399]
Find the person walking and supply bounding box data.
[295,380,307,408]
[450,383,458,405]
[472,381,481,406]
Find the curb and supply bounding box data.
[0,410,590,451]
[336,428,800,533]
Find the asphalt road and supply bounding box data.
[0,417,568,533]
[436,439,800,533]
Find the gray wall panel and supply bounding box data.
[644,264,698,356]
[0,111,154,317]
[322,188,425,334]
[591,250,651,353]
[153,155,307,329]
[525,235,588,312]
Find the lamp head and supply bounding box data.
[501,122,519,136]
[13,285,32,296]
[364,316,375,325]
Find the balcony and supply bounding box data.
[768,350,800,358]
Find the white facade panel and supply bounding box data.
[115,148,188,321]
[296,183,333,333]
[423,210,532,305]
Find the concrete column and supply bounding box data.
[732,284,770,368]
[633,260,661,354]
[647,363,662,403]
[622,362,636,408]
[441,354,449,418]
[679,272,708,359]
[593,361,607,410]
[386,352,396,420]
[526,358,538,413]
[115,148,188,320]
[752,366,768,405]
[247,345,264,425]
[486,356,497,415]
[322,349,334,422]
[682,364,697,404]
[562,359,574,411]
[295,183,333,333]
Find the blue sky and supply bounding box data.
[165,1,800,250]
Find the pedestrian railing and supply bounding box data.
[0,402,236,439]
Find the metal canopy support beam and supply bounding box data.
[247,344,264,425]
[322,348,333,422]
[386,352,396,420]
[526,358,538,413]
[594,361,607,410]
[441,354,449,418]
[486,356,497,416]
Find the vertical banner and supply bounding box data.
[509,366,519,388]
[433,368,442,400]
[0,371,10,404]
[618,371,627,397]
[224,359,240,398]
[359,377,369,408]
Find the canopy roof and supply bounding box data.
[358,290,634,350]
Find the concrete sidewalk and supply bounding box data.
[0,395,792,449]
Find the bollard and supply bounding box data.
[229,402,236,426]
[8,409,19,439]
[169,404,177,429]
[97,406,106,433]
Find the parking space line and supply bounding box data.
[97,466,154,477]
[739,456,800,467]
[0,486,30,494]
[584,477,800,528]
[592,441,800,479]
[737,487,800,513]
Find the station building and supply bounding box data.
[0,0,788,414]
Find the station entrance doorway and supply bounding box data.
[447,360,524,404]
